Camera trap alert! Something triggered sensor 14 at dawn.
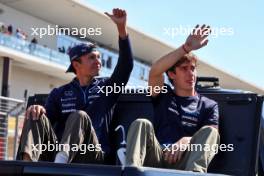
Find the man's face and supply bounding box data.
[169,60,197,91]
[74,51,102,77]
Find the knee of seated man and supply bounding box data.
[133,118,153,127]
[199,125,219,137]
[26,113,48,124]
[70,110,91,122]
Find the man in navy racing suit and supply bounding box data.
[17,8,133,164]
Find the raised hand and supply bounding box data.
[184,24,211,52]
[105,8,127,38]
[105,8,126,26]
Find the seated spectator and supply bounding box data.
[7,25,13,35]
[58,46,66,53]
[16,28,24,39]
[29,37,38,52]
[31,37,38,44]
[22,31,27,40]
[0,23,7,33]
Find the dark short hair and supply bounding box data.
[166,53,198,84]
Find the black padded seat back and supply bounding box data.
[26,92,263,176]
[111,93,263,176]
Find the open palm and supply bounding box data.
[185,24,211,51]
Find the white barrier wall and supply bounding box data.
[9,65,68,100]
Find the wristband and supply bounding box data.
[182,44,190,54]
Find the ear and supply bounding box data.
[167,70,176,80]
[72,61,80,71]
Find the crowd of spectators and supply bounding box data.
[0,22,71,54]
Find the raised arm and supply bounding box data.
[85,9,133,119]
[149,24,211,97]
[105,8,133,84]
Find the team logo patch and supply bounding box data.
[180,101,198,114]
[64,91,74,96]
[168,107,179,115]
[170,101,177,108]
[89,85,100,93]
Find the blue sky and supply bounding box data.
[86,0,264,90]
